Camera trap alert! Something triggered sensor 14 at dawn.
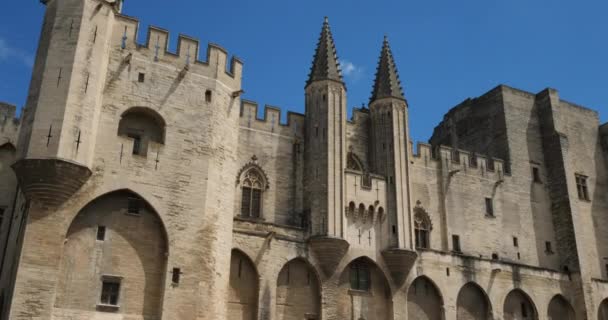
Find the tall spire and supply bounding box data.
[307,17,343,86]
[370,36,405,103]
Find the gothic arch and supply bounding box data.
[236,156,270,190]
[414,202,432,249]
[347,151,365,172]
[599,298,608,320]
[547,294,574,320]
[457,282,492,320]
[337,256,393,320]
[228,249,259,320]
[407,276,445,320]
[275,258,321,320]
[503,289,538,320]
[54,190,168,318]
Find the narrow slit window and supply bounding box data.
[492,253,499,260]
[172,268,181,284]
[205,90,212,103]
[575,174,590,201]
[452,235,461,253]
[513,237,519,247]
[138,73,145,83]
[532,167,541,183]
[485,198,494,216]
[545,241,554,254]
[128,134,142,155]
[97,226,106,241]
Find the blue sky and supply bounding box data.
[1,0,606,143]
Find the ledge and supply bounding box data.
[381,248,418,286]
[308,236,349,276]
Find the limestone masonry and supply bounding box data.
[0,1,607,319]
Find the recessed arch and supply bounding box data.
[337,256,393,320]
[0,142,16,151]
[118,106,166,156]
[547,294,574,320]
[503,289,538,320]
[407,275,444,320]
[599,298,608,320]
[54,190,169,318]
[228,249,259,320]
[275,258,321,320]
[457,282,492,320]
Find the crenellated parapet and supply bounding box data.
[413,142,507,180]
[114,14,243,87]
[239,100,305,137]
[0,102,20,147]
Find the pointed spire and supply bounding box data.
[307,17,344,86]
[370,35,406,103]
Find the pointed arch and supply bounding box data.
[347,151,365,172]
[503,289,538,320]
[54,189,168,318]
[275,258,321,320]
[237,156,269,219]
[457,282,492,320]
[337,256,393,320]
[599,298,608,320]
[228,249,259,320]
[407,275,445,320]
[414,202,432,249]
[548,294,574,320]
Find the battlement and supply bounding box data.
[239,100,305,137]
[114,14,243,83]
[413,142,507,179]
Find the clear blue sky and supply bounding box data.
[1,0,606,143]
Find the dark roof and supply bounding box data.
[306,17,344,86]
[370,36,405,103]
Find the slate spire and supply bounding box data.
[370,36,406,103]
[307,17,344,86]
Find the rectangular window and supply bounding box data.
[452,235,461,253]
[172,268,181,284]
[127,197,141,215]
[532,167,541,183]
[485,198,494,216]
[97,226,106,241]
[513,237,519,247]
[545,241,554,254]
[128,134,142,155]
[575,174,590,201]
[100,279,121,306]
[251,189,261,218]
[138,72,145,83]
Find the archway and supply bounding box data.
[275,258,320,320]
[228,249,259,320]
[407,276,444,320]
[503,289,537,320]
[547,295,574,320]
[457,282,492,320]
[337,257,393,320]
[54,190,168,319]
[599,298,608,320]
[118,107,166,156]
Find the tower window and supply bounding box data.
[127,197,141,215]
[138,73,145,83]
[96,226,106,241]
[414,209,431,249]
[100,277,121,306]
[349,261,370,291]
[485,198,494,217]
[241,169,265,219]
[545,241,554,254]
[513,237,518,247]
[172,268,181,284]
[492,253,499,260]
[575,174,590,201]
[128,134,142,155]
[205,90,212,103]
[532,167,541,183]
[452,235,461,253]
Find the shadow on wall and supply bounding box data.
[228,249,259,320]
[407,276,444,320]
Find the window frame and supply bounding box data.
[485,198,494,217]
[98,275,122,308]
[349,262,371,292]
[127,133,142,156]
[575,174,590,201]
[452,234,461,253]
[96,225,106,241]
[240,168,265,219]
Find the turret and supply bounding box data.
[369,36,413,249]
[12,0,119,206]
[304,18,350,275]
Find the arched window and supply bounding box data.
[348,202,356,216]
[241,169,265,219]
[358,203,366,219]
[349,260,370,291]
[414,205,432,249]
